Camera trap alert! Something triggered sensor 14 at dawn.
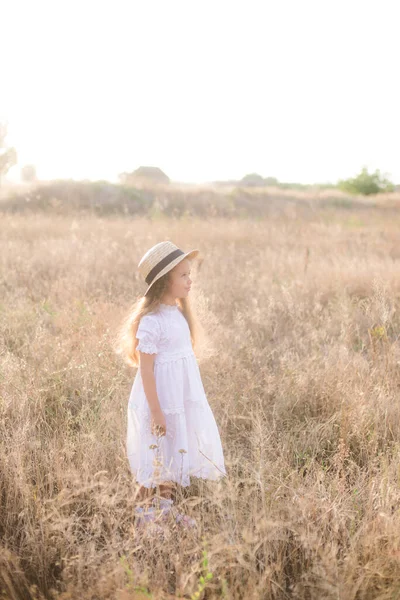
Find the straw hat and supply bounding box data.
[138,241,200,296]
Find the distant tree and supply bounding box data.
[0,121,17,187]
[120,166,170,185]
[263,176,279,186]
[21,164,37,182]
[240,173,265,187]
[338,167,394,195]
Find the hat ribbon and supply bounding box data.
[145,248,184,285]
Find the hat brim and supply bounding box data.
[144,249,200,296]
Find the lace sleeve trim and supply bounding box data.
[137,341,158,354]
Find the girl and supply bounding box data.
[116,241,227,531]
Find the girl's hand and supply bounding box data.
[151,409,167,437]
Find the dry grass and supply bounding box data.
[3,179,400,219]
[1,207,400,599]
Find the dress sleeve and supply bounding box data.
[136,314,161,354]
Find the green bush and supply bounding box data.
[338,167,394,195]
[240,173,265,187]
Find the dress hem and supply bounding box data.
[129,470,227,489]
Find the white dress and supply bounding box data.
[126,302,227,488]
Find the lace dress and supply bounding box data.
[126,303,227,488]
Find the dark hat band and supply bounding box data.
[145,248,185,285]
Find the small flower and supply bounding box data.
[178,448,187,454]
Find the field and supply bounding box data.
[1,193,400,599]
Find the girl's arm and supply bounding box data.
[139,351,162,415]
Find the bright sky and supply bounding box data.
[1,0,399,185]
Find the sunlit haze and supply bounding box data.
[2,0,399,185]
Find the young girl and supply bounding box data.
[116,241,227,530]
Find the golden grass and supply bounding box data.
[1,208,400,599]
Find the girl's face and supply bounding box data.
[167,258,192,299]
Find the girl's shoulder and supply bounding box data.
[137,312,163,340]
[138,309,166,330]
[139,310,159,324]
[139,306,181,327]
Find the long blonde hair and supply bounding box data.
[114,270,198,368]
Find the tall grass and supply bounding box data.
[1,208,400,599]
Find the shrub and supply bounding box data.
[338,167,394,195]
[240,173,265,187]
